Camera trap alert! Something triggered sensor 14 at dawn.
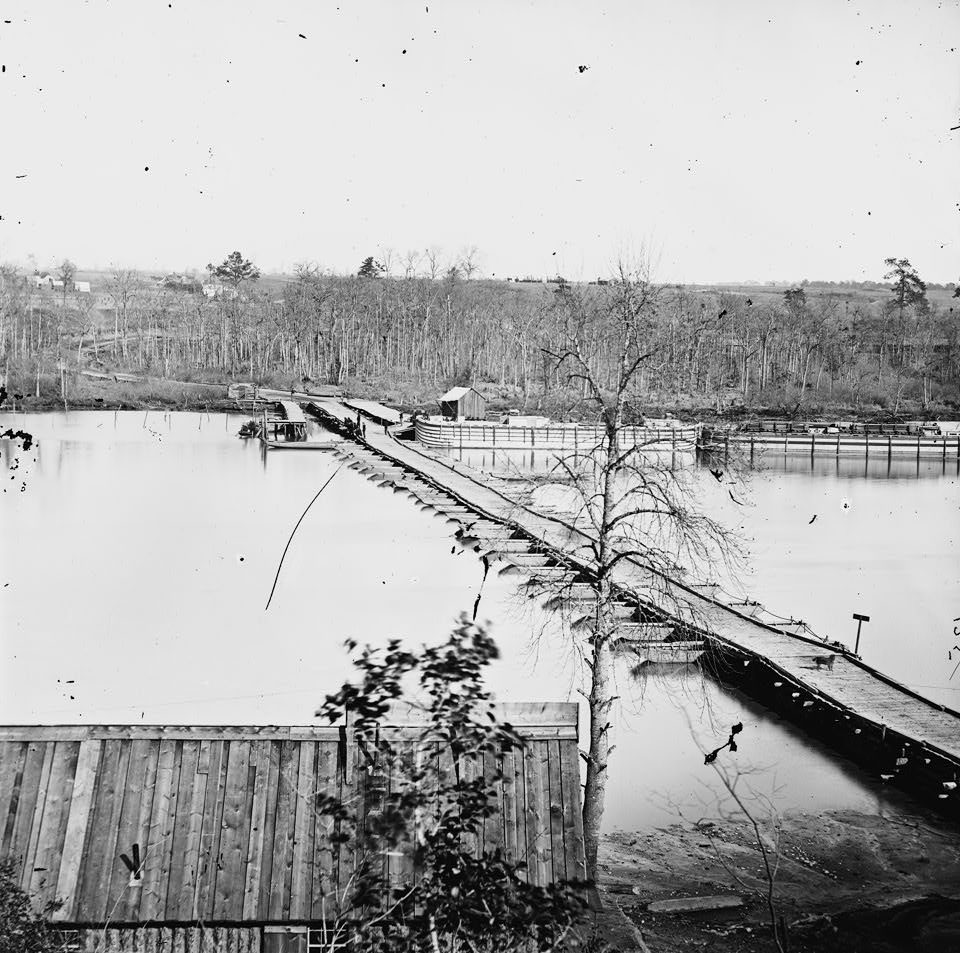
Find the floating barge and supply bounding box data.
[702,427,960,459]
[415,416,700,452]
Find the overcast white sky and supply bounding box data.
[2,0,958,283]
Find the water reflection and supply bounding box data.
[1,412,956,833]
[443,441,960,709]
[750,449,960,481]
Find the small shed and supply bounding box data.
[438,386,486,420]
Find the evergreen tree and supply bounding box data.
[207,251,260,287]
[357,255,384,279]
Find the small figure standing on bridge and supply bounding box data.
[384,420,390,435]
[361,422,366,440]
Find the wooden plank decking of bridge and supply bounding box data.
[342,398,403,426]
[308,398,960,805]
[0,703,587,927]
[276,400,306,423]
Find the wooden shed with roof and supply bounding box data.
[438,386,486,421]
[0,704,587,951]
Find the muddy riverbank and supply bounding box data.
[598,808,960,951]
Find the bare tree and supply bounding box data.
[680,720,787,953]
[458,245,481,280]
[424,246,443,281]
[72,289,98,366]
[401,248,421,280]
[107,268,142,361]
[378,246,397,278]
[57,259,76,296]
[540,264,742,877]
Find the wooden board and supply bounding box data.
[522,741,552,886]
[0,722,587,926]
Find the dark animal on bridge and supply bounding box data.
[812,654,836,671]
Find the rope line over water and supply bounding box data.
[264,462,345,611]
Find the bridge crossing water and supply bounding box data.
[302,396,960,817]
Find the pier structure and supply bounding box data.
[415,416,699,452]
[254,400,309,447]
[702,426,960,461]
[306,397,960,815]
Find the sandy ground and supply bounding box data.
[593,808,960,952]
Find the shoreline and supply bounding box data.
[601,807,960,951]
[5,393,958,423]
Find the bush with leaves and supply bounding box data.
[0,861,65,953]
[314,615,590,952]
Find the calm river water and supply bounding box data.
[1,411,957,832]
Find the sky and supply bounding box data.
[1,0,958,284]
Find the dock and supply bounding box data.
[305,397,960,815]
[0,704,587,940]
[256,400,308,444]
[703,427,960,461]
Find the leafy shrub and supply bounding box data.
[314,615,590,952]
[0,861,65,953]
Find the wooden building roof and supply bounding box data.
[0,704,586,926]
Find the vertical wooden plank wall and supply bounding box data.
[0,708,585,934]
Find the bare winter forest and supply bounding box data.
[2,255,957,415]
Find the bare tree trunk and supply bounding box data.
[582,625,615,874]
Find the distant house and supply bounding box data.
[32,273,53,289]
[74,280,91,294]
[438,385,486,420]
[202,282,224,298]
[163,273,202,293]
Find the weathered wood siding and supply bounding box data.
[0,706,586,927]
[60,926,261,951]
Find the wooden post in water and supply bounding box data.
[811,431,815,460]
[917,432,921,464]
[888,435,892,463]
[853,613,870,656]
[865,430,869,460]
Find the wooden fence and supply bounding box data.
[415,419,699,452]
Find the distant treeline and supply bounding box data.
[1,259,957,414]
